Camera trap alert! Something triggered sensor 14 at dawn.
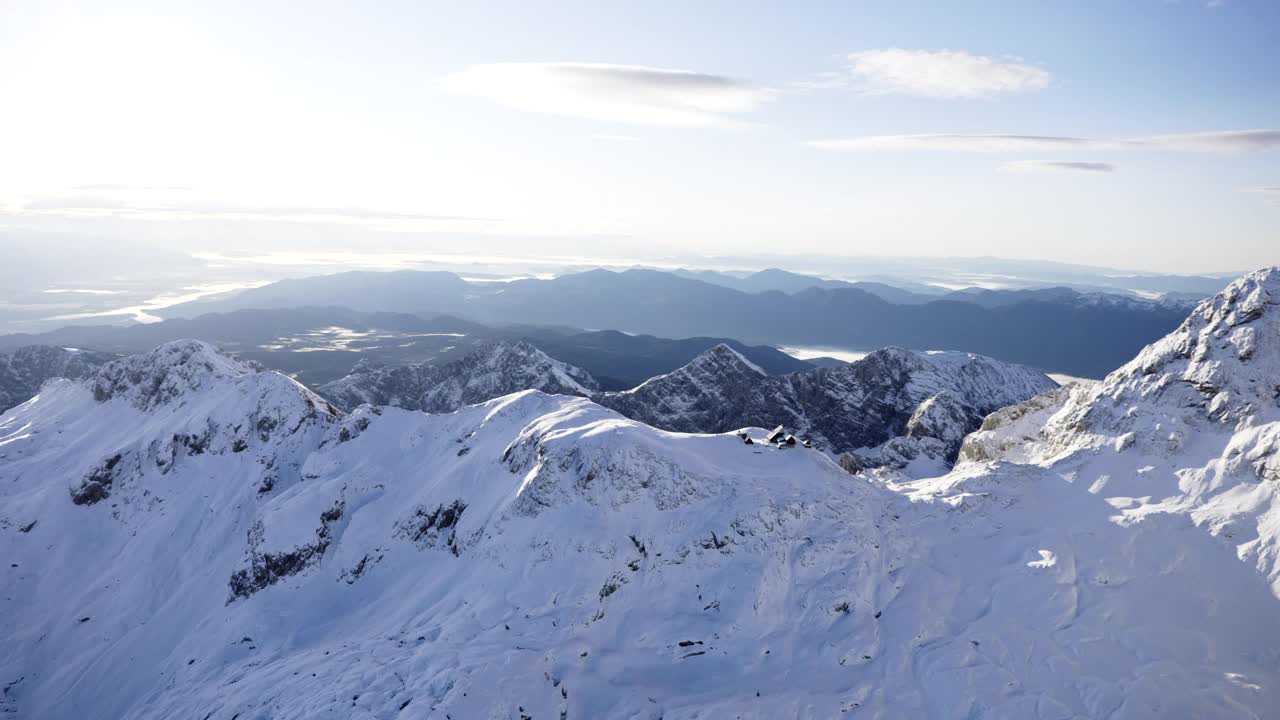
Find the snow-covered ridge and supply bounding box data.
[618,342,766,395]
[598,344,1057,467]
[1050,266,1280,445]
[319,339,600,413]
[8,340,341,508]
[5,323,1280,717]
[954,266,1280,595]
[318,337,1052,469]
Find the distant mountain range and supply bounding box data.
[668,267,939,303]
[155,267,1193,377]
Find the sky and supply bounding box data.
[1,0,1277,275]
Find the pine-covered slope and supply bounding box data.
[319,340,600,412]
[0,345,115,412]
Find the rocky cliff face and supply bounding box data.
[0,345,115,412]
[597,343,1056,466]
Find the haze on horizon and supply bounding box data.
[1,0,1278,277]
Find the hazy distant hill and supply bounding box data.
[157,268,1189,377]
[671,267,938,303]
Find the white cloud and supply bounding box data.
[1141,130,1280,152]
[1001,161,1117,174]
[810,134,1088,152]
[843,49,1050,98]
[808,129,1280,153]
[442,63,772,127]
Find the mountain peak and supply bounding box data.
[688,343,767,376]
[951,268,1280,599]
[1057,265,1280,438]
[1217,265,1279,325]
[90,340,256,409]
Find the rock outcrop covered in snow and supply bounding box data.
[0,344,114,412]
[319,340,600,412]
[597,343,1057,464]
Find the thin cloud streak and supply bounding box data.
[810,134,1091,152]
[1001,161,1117,174]
[442,62,773,127]
[808,129,1280,153]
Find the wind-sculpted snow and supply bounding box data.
[0,344,114,412]
[4,331,1280,718]
[319,339,600,412]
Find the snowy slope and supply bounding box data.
[319,340,600,412]
[4,328,1280,718]
[0,345,115,412]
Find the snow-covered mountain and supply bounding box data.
[319,340,600,412]
[5,272,1280,718]
[596,343,1057,468]
[0,345,114,412]
[322,341,1055,468]
[958,266,1280,595]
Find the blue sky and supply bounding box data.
[1,0,1276,273]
